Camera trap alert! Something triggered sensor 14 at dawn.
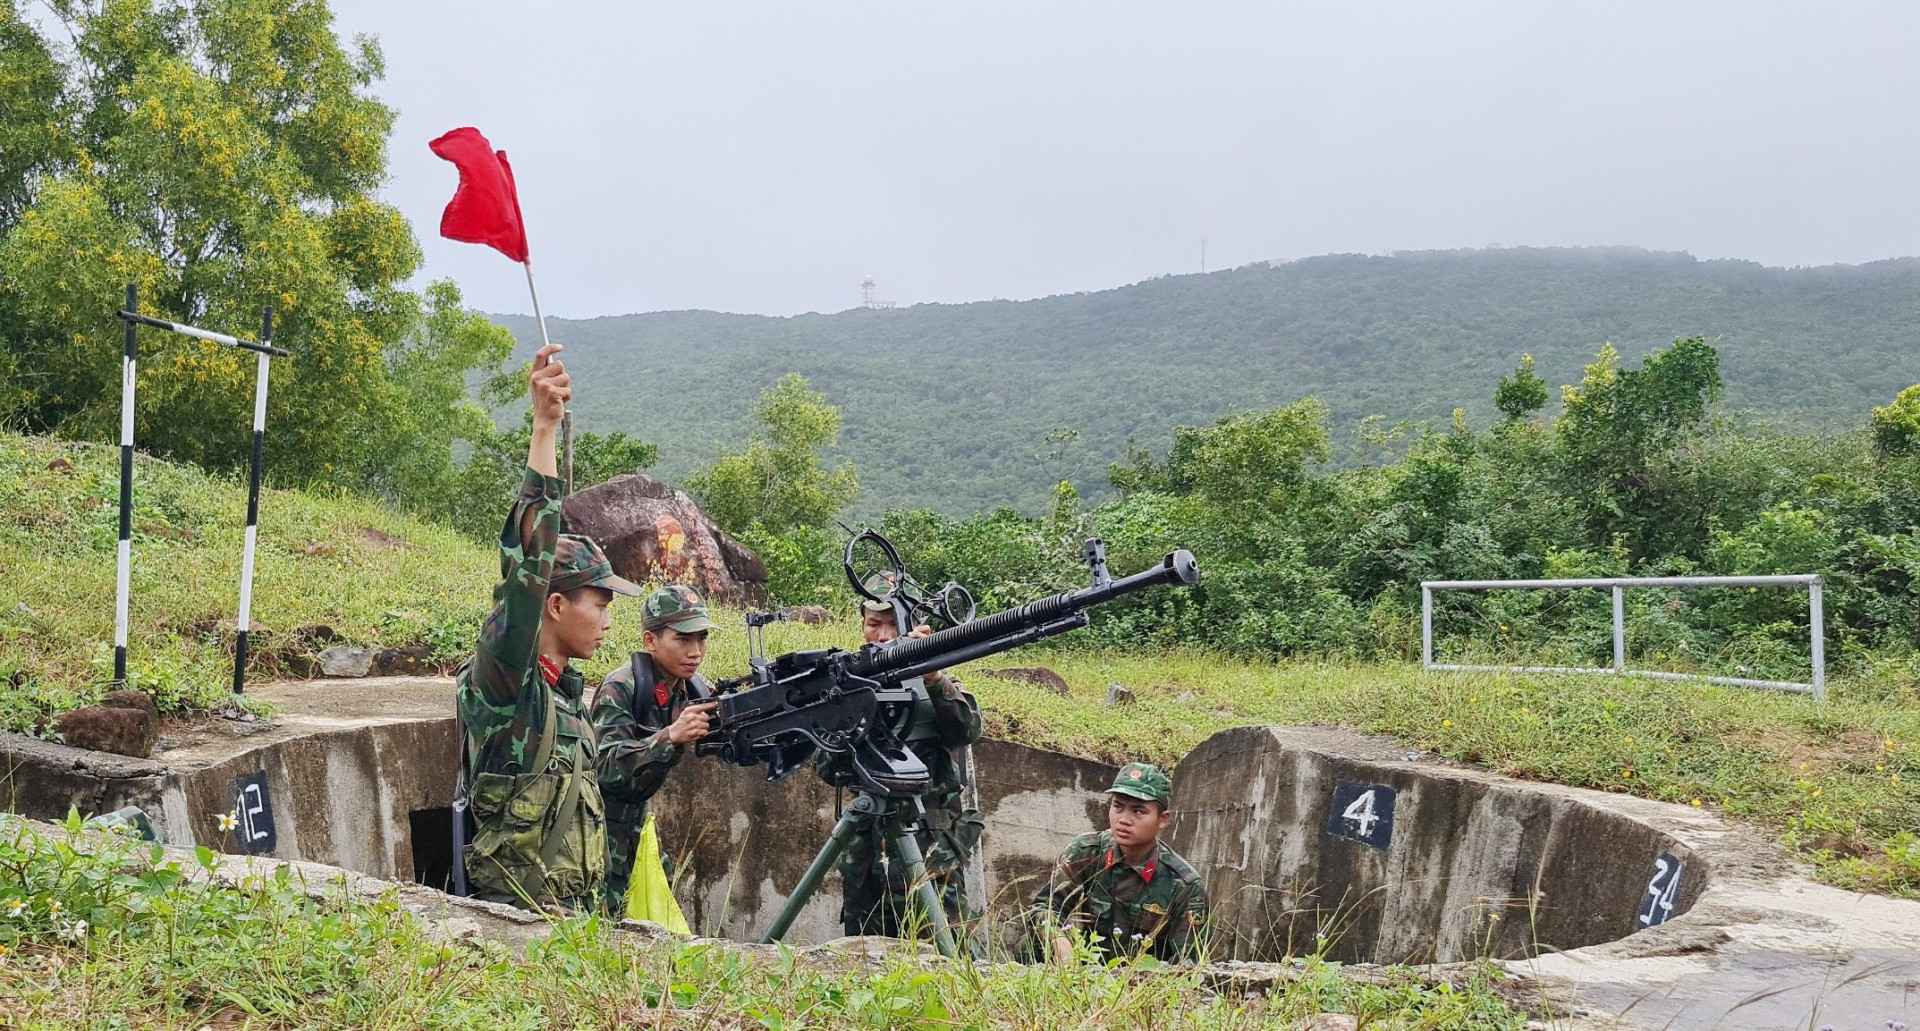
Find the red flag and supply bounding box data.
[429,127,529,263]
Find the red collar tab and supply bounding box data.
[1104,846,1157,884]
[655,681,671,707]
[537,655,563,687]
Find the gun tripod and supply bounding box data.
[760,791,960,958]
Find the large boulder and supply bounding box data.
[561,474,770,608]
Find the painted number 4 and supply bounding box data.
[1325,780,1396,850]
[1342,789,1381,837]
[1639,852,1683,927]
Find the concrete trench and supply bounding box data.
[5,677,1917,1030]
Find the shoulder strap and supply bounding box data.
[527,671,558,775]
[630,651,651,702]
[539,758,586,871]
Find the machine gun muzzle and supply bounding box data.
[850,548,1199,683]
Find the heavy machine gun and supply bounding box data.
[697,535,1198,795]
[695,531,1198,955]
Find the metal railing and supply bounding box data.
[1421,575,1825,701]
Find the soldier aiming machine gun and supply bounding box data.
[696,531,1199,955]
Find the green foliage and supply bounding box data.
[1872,383,1920,458]
[740,337,1920,696]
[495,247,1920,518]
[1493,353,1547,421]
[0,815,1528,1028]
[0,0,551,530]
[0,429,496,733]
[456,413,660,539]
[1556,336,1721,559]
[0,0,429,485]
[688,373,857,537]
[353,279,521,536]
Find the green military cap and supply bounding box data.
[860,571,901,613]
[1109,762,1173,806]
[550,535,643,596]
[643,584,719,633]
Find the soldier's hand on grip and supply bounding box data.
[665,700,718,745]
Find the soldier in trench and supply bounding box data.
[456,343,643,913]
[588,585,721,914]
[1027,762,1211,963]
[829,579,986,943]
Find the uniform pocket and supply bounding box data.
[468,772,517,823]
[505,775,560,828]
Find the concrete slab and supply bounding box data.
[1167,724,1920,1031]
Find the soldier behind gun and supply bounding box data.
[457,343,643,913]
[589,585,721,914]
[830,576,986,940]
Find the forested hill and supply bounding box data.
[494,247,1920,517]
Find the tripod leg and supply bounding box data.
[762,806,861,944]
[890,829,959,959]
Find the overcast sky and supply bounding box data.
[325,1,1920,318]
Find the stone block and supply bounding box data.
[372,643,433,676]
[54,704,158,758]
[318,645,376,678]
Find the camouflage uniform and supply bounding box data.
[838,584,986,940]
[589,585,718,914]
[456,467,640,912]
[1029,763,1210,962]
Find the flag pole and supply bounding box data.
[522,260,572,495]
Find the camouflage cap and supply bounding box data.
[643,584,718,633]
[549,535,643,597]
[1108,762,1173,806]
[860,571,901,613]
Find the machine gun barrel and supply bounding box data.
[850,548,1198,682]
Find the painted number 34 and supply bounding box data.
[1640,852,1684,928]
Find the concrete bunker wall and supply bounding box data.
[3,689,1116,945]
[647,739,1115,942]
[8,688,1710,964]
[1170,726,1706,964]
[4,718,456,882]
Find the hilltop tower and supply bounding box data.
[861,276,896,310]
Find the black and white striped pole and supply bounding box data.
[114,292,289,695]
[232,307,275,695]
[114,285,138,686]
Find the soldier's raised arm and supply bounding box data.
[467,343,571,708]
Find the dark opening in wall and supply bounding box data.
[410,807,455,892]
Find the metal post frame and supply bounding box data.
[231,307,275,695]
[1421,574,1826,699]
[1612,585,1625,673]
[114,290,289,695]
[114,284,138,686]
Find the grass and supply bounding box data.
[0,814,1533,1030]
[5,429,1918,897]
[1,432,495,729]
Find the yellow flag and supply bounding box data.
[625,813,691,934]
